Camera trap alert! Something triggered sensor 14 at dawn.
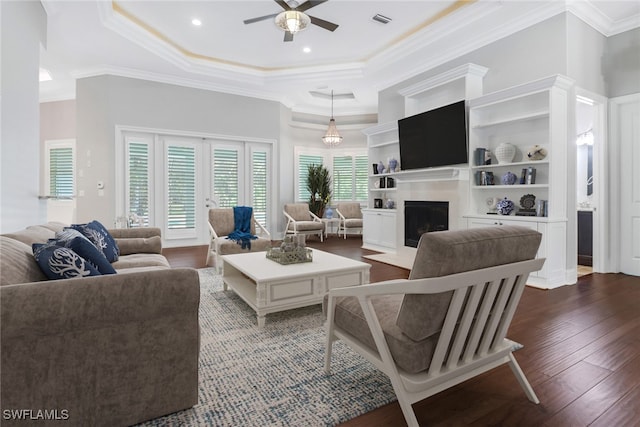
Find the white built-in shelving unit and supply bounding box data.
[465,75,575,288]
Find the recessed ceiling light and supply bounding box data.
[303,47,311,53]
[191,18,202,26]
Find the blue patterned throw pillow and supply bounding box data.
[33,242,102,280]
[69,220,120,262]
[51,235,116,275]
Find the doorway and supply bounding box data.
[575,90,607,274]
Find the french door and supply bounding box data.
[120,131,272,247]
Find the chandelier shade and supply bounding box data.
[323,91,343,147]
[275,10,310,34]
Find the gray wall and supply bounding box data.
[379,13,570,122]
[604,27,640,97]
[75,75,283,225]
[0,1,47,233]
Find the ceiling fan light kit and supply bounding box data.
[275,10,310,34]
[244,0,338,42]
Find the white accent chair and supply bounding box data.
[283,203,325,242]
[335,202,363,239]
[324,226,544,427]
[207,208,271,273]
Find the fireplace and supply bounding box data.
[404,201,449,247]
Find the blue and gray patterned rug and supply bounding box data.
[141,268,396,426]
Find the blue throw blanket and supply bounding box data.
[227,206,257,250]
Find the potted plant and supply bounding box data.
[306,164,331,218]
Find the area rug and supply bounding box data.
[140,268,396,427]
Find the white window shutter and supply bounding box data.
[167,145,196,230]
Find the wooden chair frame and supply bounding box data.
[324,258,545,427]
[206,216,271,272]
[283,209,324,242]
[335,205,363,239]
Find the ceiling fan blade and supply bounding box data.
[296,0,329,13]
[243,13,279,25]
[274,0,292,11]
[310,15,338,32]
[284,31,294,42]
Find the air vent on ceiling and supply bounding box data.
[372,14,391,24]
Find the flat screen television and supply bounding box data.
[397,100,468,170]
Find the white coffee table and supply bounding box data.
[221,249,370,327]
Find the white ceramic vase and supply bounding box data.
[495,142,516,164]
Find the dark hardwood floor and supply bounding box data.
[163,236,640,427]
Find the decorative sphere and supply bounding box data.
[496,197,515,215]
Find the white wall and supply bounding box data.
[0,1,47,232]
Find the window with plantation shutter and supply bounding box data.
[212,148,239,208]
[167,145,196,230]
[252,149,268,226]
[355,154,369,202]
[298,154,324,202]
[127,142,150,226]
[332,156,353,202]
[48,146,74,198]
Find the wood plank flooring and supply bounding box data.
[163,235,640,427]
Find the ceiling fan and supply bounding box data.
[243,0,339,42]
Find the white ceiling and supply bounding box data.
[39,0,640,116]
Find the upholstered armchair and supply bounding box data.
[207,208,271,272]
[324,226,545,427]
[335,202,363,239]
[283,203,325,242]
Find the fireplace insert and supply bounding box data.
[404,201,449,247]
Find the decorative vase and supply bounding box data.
[496,197,515,215]
[495,143,517,164]
[388,158,398,172]
[377,161,386,174]
[325,207,333,219]
[501,171,518,185]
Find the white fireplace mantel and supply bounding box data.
[393,167,470,184]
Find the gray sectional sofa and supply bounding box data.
[0,222,200,426]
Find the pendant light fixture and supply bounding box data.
[322,90,343,147]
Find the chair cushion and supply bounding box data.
[215,237,271,256]
[344,219,363,228]
[325,295,438,374]
[0,236,47,286]
[209,208,257,236]
[110,253,171,270]
[285,203,312,221]
[287,221,324,232]
[337,203,362,219]
[396,226,542,341]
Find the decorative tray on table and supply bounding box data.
[266,247,313,265]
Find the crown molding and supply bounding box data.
[70,66,285,105]
[568,1,640,36]
[370,1,568,94]
[397,63,488,98]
